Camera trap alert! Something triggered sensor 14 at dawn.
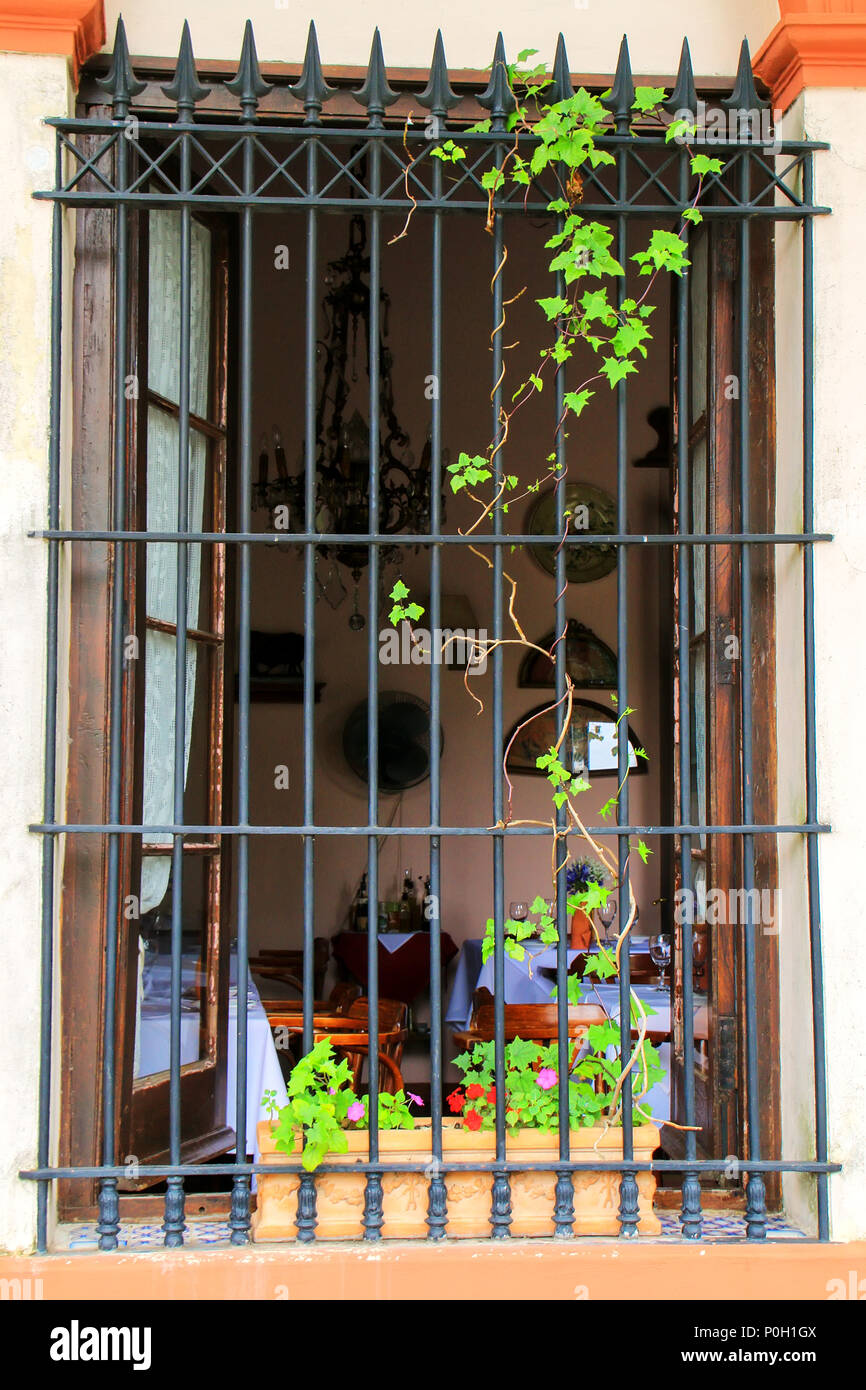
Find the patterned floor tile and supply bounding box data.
[56,1208,807,1251]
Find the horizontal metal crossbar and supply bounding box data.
[21,1158,841,1179]
[29,822,831,837]
[31,530,833,546]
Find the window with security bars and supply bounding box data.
[25,18,837,1251]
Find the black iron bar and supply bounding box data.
[362,129,383,1243]
[36,139,64,1255]
[676,146,702,1239]
[163,126,193,1249]
[738,151,766,1240]
[802,155,830,1241]
[614,148,639,1240]
[36,193,834,220]
[96,113,130,1254]
[295,123,320,1247]
[426,126,447,1241]
[228,127,254,1247]
[489,135,510,1243]
[34,529,833,545]
[553,204,572,1240]
[22,1156,841,1178]
[32,821,830,837]
[44,116,830,151]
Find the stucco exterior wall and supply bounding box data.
[101,0,780,76]
[786,87,866,1244]
[0,51,71,1254]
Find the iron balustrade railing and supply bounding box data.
[24,18,838,1252]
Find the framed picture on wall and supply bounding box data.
[504,698,647,778]
[518,620,617,690]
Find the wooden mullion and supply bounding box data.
[147,387,226,442]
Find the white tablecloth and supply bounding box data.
[135,967,287,1160]
[445,937,657,1031]
[445,940,709,1125]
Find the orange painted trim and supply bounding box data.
[755,12,866,112]
[2,1240,866,1301]
[0,1,105,80]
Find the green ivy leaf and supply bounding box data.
[690,153,724,177]
[632,86,666,113]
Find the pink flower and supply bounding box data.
[347,1100,365,1123]
[536,1068,558,1091]
[406,1092,423,1108]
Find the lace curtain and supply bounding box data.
[140,211,212,916]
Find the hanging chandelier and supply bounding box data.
[253,214,439,617]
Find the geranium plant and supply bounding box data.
[266,1038,422,1171]
[449,1025,666,1133]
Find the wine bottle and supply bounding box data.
[399,867,413,931]
[354,872,368,932]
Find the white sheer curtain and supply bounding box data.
[140,211,212,915]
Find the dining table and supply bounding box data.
[445,938,709,1124]
[333,929,458,1006]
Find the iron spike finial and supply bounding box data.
[478,32,517,128]
[662,37,697,118]
[549,33,574,106]
[722,37,769,113]
[227,19,270,122]
[96,16,145,120]
[601,35,635,132]
[163,21,210,123]
[289,20,334,124]
[418,30,458,119]
[354,28,398,128]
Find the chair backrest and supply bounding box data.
[328,981,362,1013]
[473,1002,607,1044]
[347,997,408,1035]
[248,937,330,997]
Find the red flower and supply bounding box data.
[486,1087,497,1104]
[465,1109,483,1131]
[446,1088,465,1114]
[466,1083,485,1100]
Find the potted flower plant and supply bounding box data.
[441,1027,663,1237]
[253,1037,432,1241]
[566,857,607,949]
[254,979,664,1240]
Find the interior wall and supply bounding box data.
[236,206,671,978]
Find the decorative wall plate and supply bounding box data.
[525,481,617,584]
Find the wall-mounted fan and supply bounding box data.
[342,692,443,793]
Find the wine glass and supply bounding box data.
[649,934,672,990]
[509,901,529,924]
[597,895,617,944]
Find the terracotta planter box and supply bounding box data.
[252,1119,660,1241]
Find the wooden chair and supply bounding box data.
[262,1004,406,1095]
[474,1002,607,1046]
[249,937,330,998]
[346,998,408,1094]
[452,999,609,1086]
[250,970,359,1016]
